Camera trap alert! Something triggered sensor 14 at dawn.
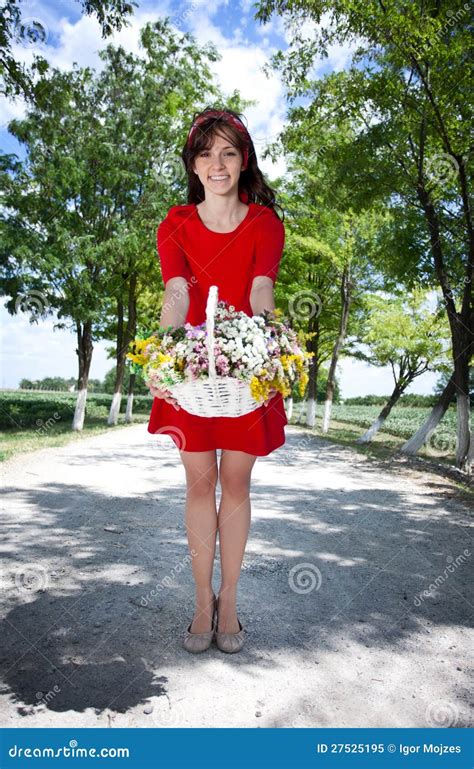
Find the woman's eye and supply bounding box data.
[200,151,236,156]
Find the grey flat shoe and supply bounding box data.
[215,598,245,653]
[215,619,245,653]
[183,595,217,654]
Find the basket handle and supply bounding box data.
[205,285,218,382]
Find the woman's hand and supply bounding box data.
[149,384,181,411]
[263,388,279,407]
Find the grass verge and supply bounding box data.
[0,416,150,462]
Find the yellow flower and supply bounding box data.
[127,352,148,365]
[126,336,157,367]
[298,372,308,396]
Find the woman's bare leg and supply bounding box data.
[179,449,218,633]
[217,449,258,633]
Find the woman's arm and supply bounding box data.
[249,275,275,315]
[151,276,189,409]
[250,275,280,407]
[159,276,190,329]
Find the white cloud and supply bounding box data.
[338,357,439,398]
[1,0,387,396]
[0,306,111,387]
[182,12,288,179]
[1,5,168,128]
[278,10,360,75]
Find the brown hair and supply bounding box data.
[181,106,284,222]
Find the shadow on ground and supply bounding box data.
[1,429,472,720]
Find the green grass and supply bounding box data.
[288,403,458,464]
[0,393,461,468]
[0,390,152,461]
[0,416,150,462]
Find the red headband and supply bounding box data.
[186,110,250,169]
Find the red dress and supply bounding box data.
[147,201,288,455]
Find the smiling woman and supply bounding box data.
[148,107,287,655]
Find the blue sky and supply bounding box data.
[0,0,440,396]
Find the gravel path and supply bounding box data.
[1,424,472,728]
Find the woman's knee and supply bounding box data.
[180,450,218,496]
[186,470,218,497]
[182,461,218,496]
[219,467,251,497]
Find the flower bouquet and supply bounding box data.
[127,285,312,417]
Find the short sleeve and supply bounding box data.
[157,210,190,285]
[252,209,285,284]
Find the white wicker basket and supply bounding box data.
[168,285,264,418]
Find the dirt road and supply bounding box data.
[1,424,472,727]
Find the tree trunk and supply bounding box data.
[124,287,137,424]
[285,396,293,421]
[356,382,404,443]
[125,372,136,423]
[453,332,472,472]
[322,263,352,433]
[72,321,94,431]
[465,418,474,476]
[306,318,318,428]
[108,275,137,426]
[107,294,124,426]
[399,372,456,456]
[295,395,306,423]
[417,182,473,471]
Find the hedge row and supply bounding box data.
[0,392,153,430]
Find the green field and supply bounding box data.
[289,402,457,462]
[0,390,151,461]
[0,390,458,464]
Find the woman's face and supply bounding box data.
[192,131,245,198]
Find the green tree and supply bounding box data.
[270,122,391,432]
[352,289,450,442]
[255,0,472,471]
[102,364,148,395]
[0,19,225,430]
[0,0,138,100]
